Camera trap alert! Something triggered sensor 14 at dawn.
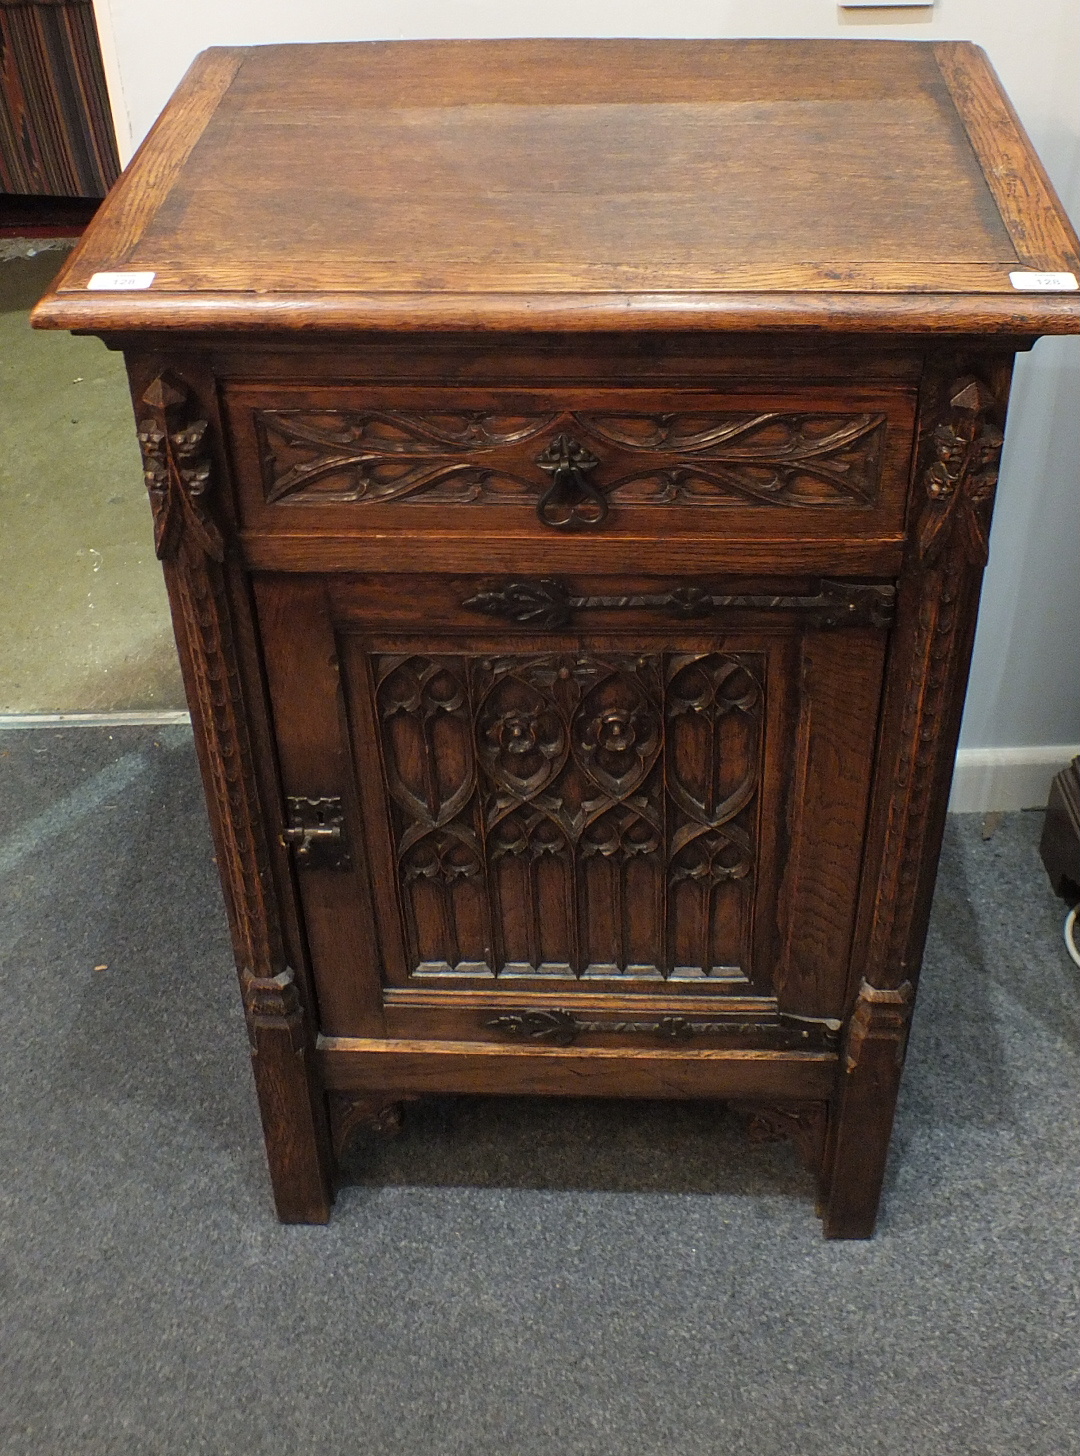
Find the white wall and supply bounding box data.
[92,0,1080,807]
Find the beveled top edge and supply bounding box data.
[30,287,1080,337]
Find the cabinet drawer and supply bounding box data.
[224,382,917,550]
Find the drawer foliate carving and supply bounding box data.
[258,409,556,504]
[580,410,886,506]
[372,649,764,982]
[255,406,888,508]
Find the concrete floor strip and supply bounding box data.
[0,711,191,729]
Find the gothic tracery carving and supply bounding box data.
[374,650,764,981]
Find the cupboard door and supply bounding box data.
[255,574,889,1043]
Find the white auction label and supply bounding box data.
[87,271,156,290]
[1008,271,1078,291]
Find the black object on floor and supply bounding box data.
[1,727,1078,1456]
[0,193,98,237]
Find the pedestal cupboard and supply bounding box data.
[34,39,1079,1235]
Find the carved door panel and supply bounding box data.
[358,644,768,986]
[255,573,891,1044]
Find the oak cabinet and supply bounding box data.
[33,38,1079,1236]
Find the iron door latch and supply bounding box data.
[282,796,351,871]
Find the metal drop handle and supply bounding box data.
[535,434,608,531]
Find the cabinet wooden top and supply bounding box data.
[33,38,1080,337]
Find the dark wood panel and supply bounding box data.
[254,574,387,1038]
[318,1035,838,1100]
[240,532,906,578]
[0,1,119,197]
[776,630,888,1018]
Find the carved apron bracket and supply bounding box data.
[327,1091,417,1166]
[731,1100,829,1184]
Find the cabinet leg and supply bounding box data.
[822,979,913,1239]
[248,972,334,1224]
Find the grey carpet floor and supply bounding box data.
[2,726,1079,1456]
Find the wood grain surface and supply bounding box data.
[31,39,1080,336]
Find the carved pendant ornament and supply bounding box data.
[917,377,1004,568]
[256,406,888,510]
[137,375,223,563]
[373,650,764,981]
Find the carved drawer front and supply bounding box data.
[224,382,917,548]
[255,573,891,1047]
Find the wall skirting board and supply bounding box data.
[0,714,1072,816]
[948,746,1080,813]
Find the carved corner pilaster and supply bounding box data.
[133,371,281,988]
[859,361,1011,993]
[132,366,331,1221]
[731,1099,828,1182]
